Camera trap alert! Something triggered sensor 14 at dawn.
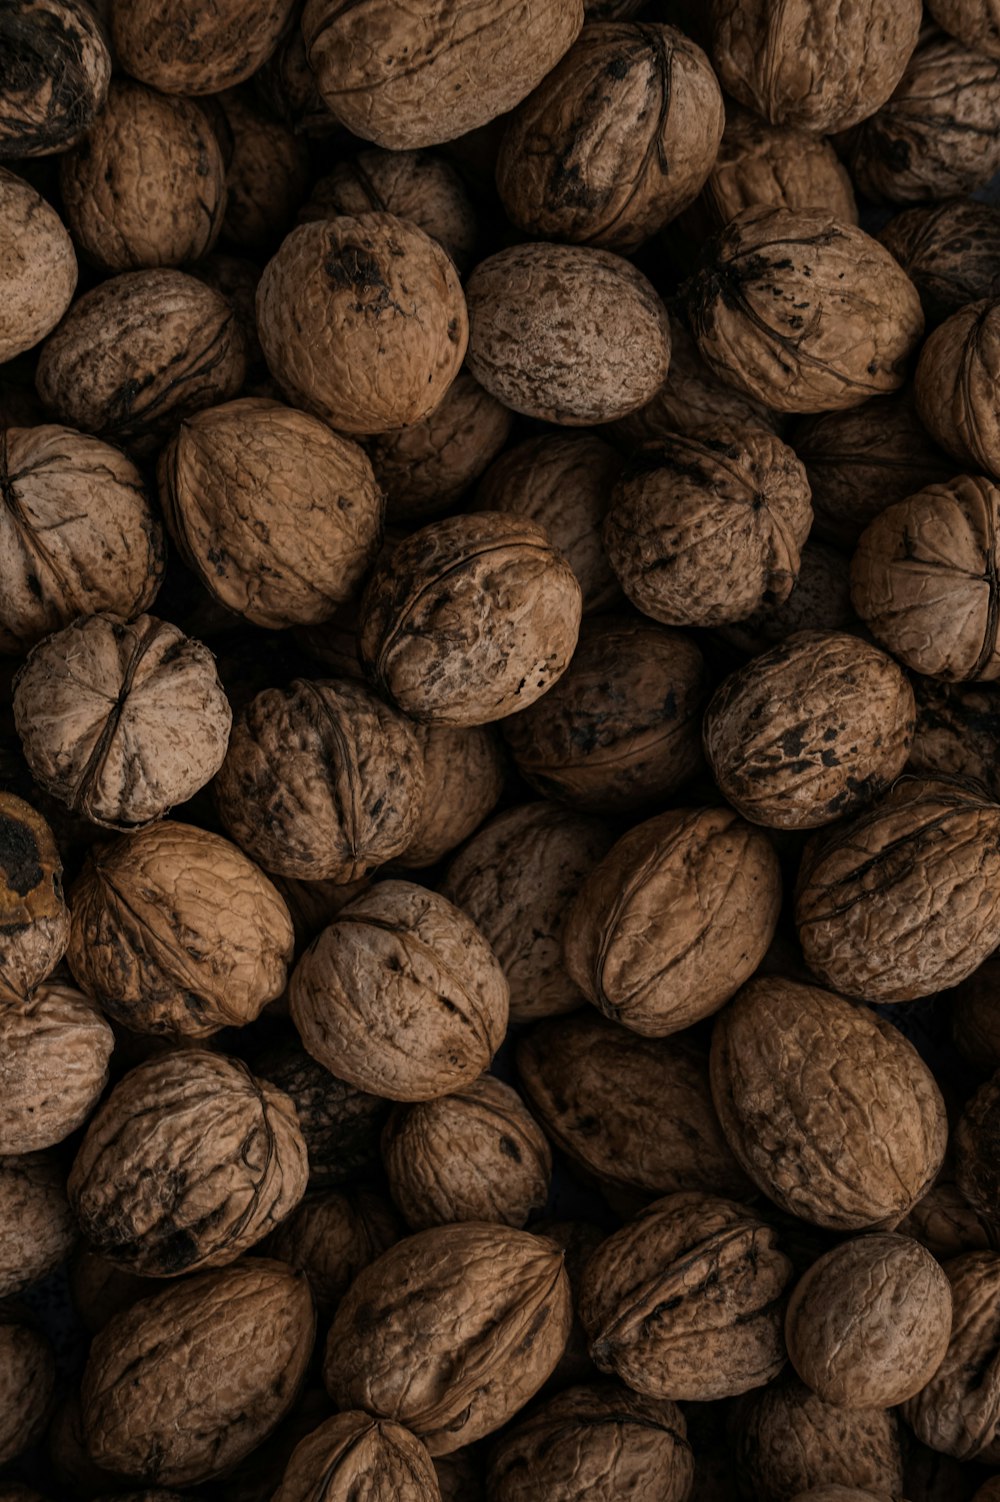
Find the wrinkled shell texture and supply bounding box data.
[0,792,69,1004]
[301,0,585,149]
[899,1177,998,1262]
[213,677,424,880]
[401,722,505,868]
[160,398,384,629]
[82,1259,316,1485]
[710,976,947,1229]
[324,1223,572,1454]
[13,612,231,830]
[0,0,111,157]
[902,1251,1000,1462]
[956,1072,1000,1222]
[59,81,227,272]
[686,207,925,414]
[692,107,858,231]
[715,538,858,657]
[291,880,508,1102]
[703,631,915,830]
[272,1412,441,1502]
[218,91,311,257]
[263,1188,400,1316]
[796,778,1000,1002]
[67,820,294,1037]
[710,0,921,132]
[359,512,583,726]
[250,1040,388,1188]
[604,425,813,627]
[0,1322,54,1466]
[916,301,1000,481]
[497,22,724,252]
[256,214,467,435]
[880,199,1000,324]
[0,979,114,1153]
[111,0,297,94]
[0,1153,75,1297]
[466,242,670,425]
[0,167,77,362]
[927,0,1000,56]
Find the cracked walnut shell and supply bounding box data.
[110,0,296,95]
[0,979,114,1154]
[272,1412,441,1502]
[915,301,1000,483]
[0,794,69,1005]
[902,1251,1000,1463]
[0,167,77,363]
[0,0,111,158]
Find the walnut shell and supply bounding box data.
[485,1382,694,1502]
[217,92,310,257]
[301,0,584,150]
[531,1223,604,1394]
[902,1251,1000,1463]
[213,678,425,881]
[263,1188,400,1319]
[159,398,384,630]
[956,1072,1000,1225]
[0,979,114,1154]
[401,723,505,869]
[927,0,1000,56]
[110,0,296,94]
[899,1177,999,1263]
[273,1412,440,1502]
[915,301,1000,482]
[517,1012,753,1201]
[189,252,266,380]
[324,1223,572,1455]
[13,613,232,831]
[881,199,1000,326]
[714,540,860,658]
[795,777,1000,1003]
[68,1051,308,1276]
[580,1192,793,1401]
[254,18,338,137]
[35,269,246,456]
[0,1153,75,1298]
[564,807,781,1038]
[435,1447,484,1502]
[710,975,948,1230]
[497,22,724,252]
[69,1248,168,1336]
[81,1258,316,1485]
[0,793,69,1005]
[267,874,372,954]
[0,0,111,157]
[0,167,77,362]
[289,880,509,1102]
[466,243,671,425]
[256,215,467,435]
[0,1321,55,1465]
[440,802,613,1025]
[709,0,921,133]
[358,513,583,727]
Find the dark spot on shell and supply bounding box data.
[0,814,42,897]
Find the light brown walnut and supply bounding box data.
[0,794,69,1005]
[0,979,114,1154]
[0,1153,75,1298]
[915,301,1000,482]
[0,167,77,362]
[400,723,505,869]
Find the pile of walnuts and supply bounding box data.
[4,0,1000,1499]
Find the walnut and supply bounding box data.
[301,0,583,150]
[531,1219,605,1391]
[497,22,724,252]
[486,1382,694,1502]
[899,1177,999,1262]
[0,1488,49,1502]
[35,269,246,457]
[70,1248,167,1335]
[324,1223,572,1454]
[0,1320,55,1465]
[66,821,293,1038]
[0,168,77,362]
[217,92,310,257]
[0,1153,75,1298]
[213,678,424,881]
[715,541,860,658]
[517,1012,753,1201]
[13,613,232,831]
[564,807,781,1038]
[466,243,670,425]
[710,975,948,1230]
[796,778,1000,1002]
[358,513,582,726]
[267,874,372,954]
[49,1388,126,1499]
[59,81,226,273]
[0,794,69,1004]
[0,979,114,1153]
[263,1188,400,1318]
[401,724,505,869]
[927,0,1000,56]
[254,19,338,137]
[82,1259,316,1485]
[880,200,1000,325]
[189,253,266,380]
[0,0,111,157]
[204,1386,335,1502]
[159,398,384,630]
[110,0,296,94]
[256,214,467,435]
[440,802,613,1024]
[289,880,508,1101]
[915,301,1000,482]
[382,1074,552,1231]
[685,208,925,414]
[902,1251,1000,1463]
[956,1072,1000,1225]
[272,1412,440,1502]
[435,1448,484,1502]
[709,0,921,133]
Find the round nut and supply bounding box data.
[899,1177,998,1263]
[0,1321,55,1466]
[217,92,310,257]
[263,1188,400,1319]
[272,1412,440,1502]
[401,723,505,869]
[714,539,859,658]
[927,0,1000,57]
[902,1251,1000,1463]
[110,0,297,94]
[0,0,111,157]
[0,167,77,362]
[0,1153,75,1298]
[915,301,1000,481]
[880,199,1000,325]
[0,979,114,1154]
[0,793,69,1005]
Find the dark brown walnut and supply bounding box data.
[213,678,424,881]
[69,1248,168,1335]
[325,1223,572,1455]
[709,0,921,133]
[685,208,925,415]
[0,794,68,1005]
[0,1153,75,1298]
[358,513,582,727]
[60,81,226,272]
[976,1483,1000,1502]
[111,0,296,94]
[497,22,724,252]
[486,1382,694,1502]
[900,1176,999,1262]
[796,778,1000,1002]
[927,0,1000,56]
[202,1385,335,1502]
[710,975,948,1230]
[790,1491,896,1502]
[217,92,310,257]
[533,1219,605,1391]
[440,802,613,1024]
[715,541,860,658]
[82,1259,315,1485]
[0,168,77,362]
[0,0,111,157]
[13,613,232,831]
[580,1193,793,1401]
[435,1447,484,1502]
[880,200,1000,326]
[466,243,670,425]
[902,1251,1000,1462]
[190,254,266,380]
[915,301,1000,482]
[35,269,246,457]
[254,14,337,136]
[290,880,508,1102]
[159,398,384,630]
[263,1189,400,1319]
[256,214,467,436]
[382,1074,552,1231]
[0,1488,50,1502]
[265,874,370,953]
[0,979,114,1154]
[294,604,366,682]
[564,807,781,1039]
[0,1320,55,1466]
[272,1412,440,1502]
[302,0,583,150]
[49,1387,129,1499]
[518,1012,753,1201]
[785,1233,952,1408]
[953,957,1000,1073]
[401,724,505,869]
[0,375,44,430]
[956,1073,1000,1225]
